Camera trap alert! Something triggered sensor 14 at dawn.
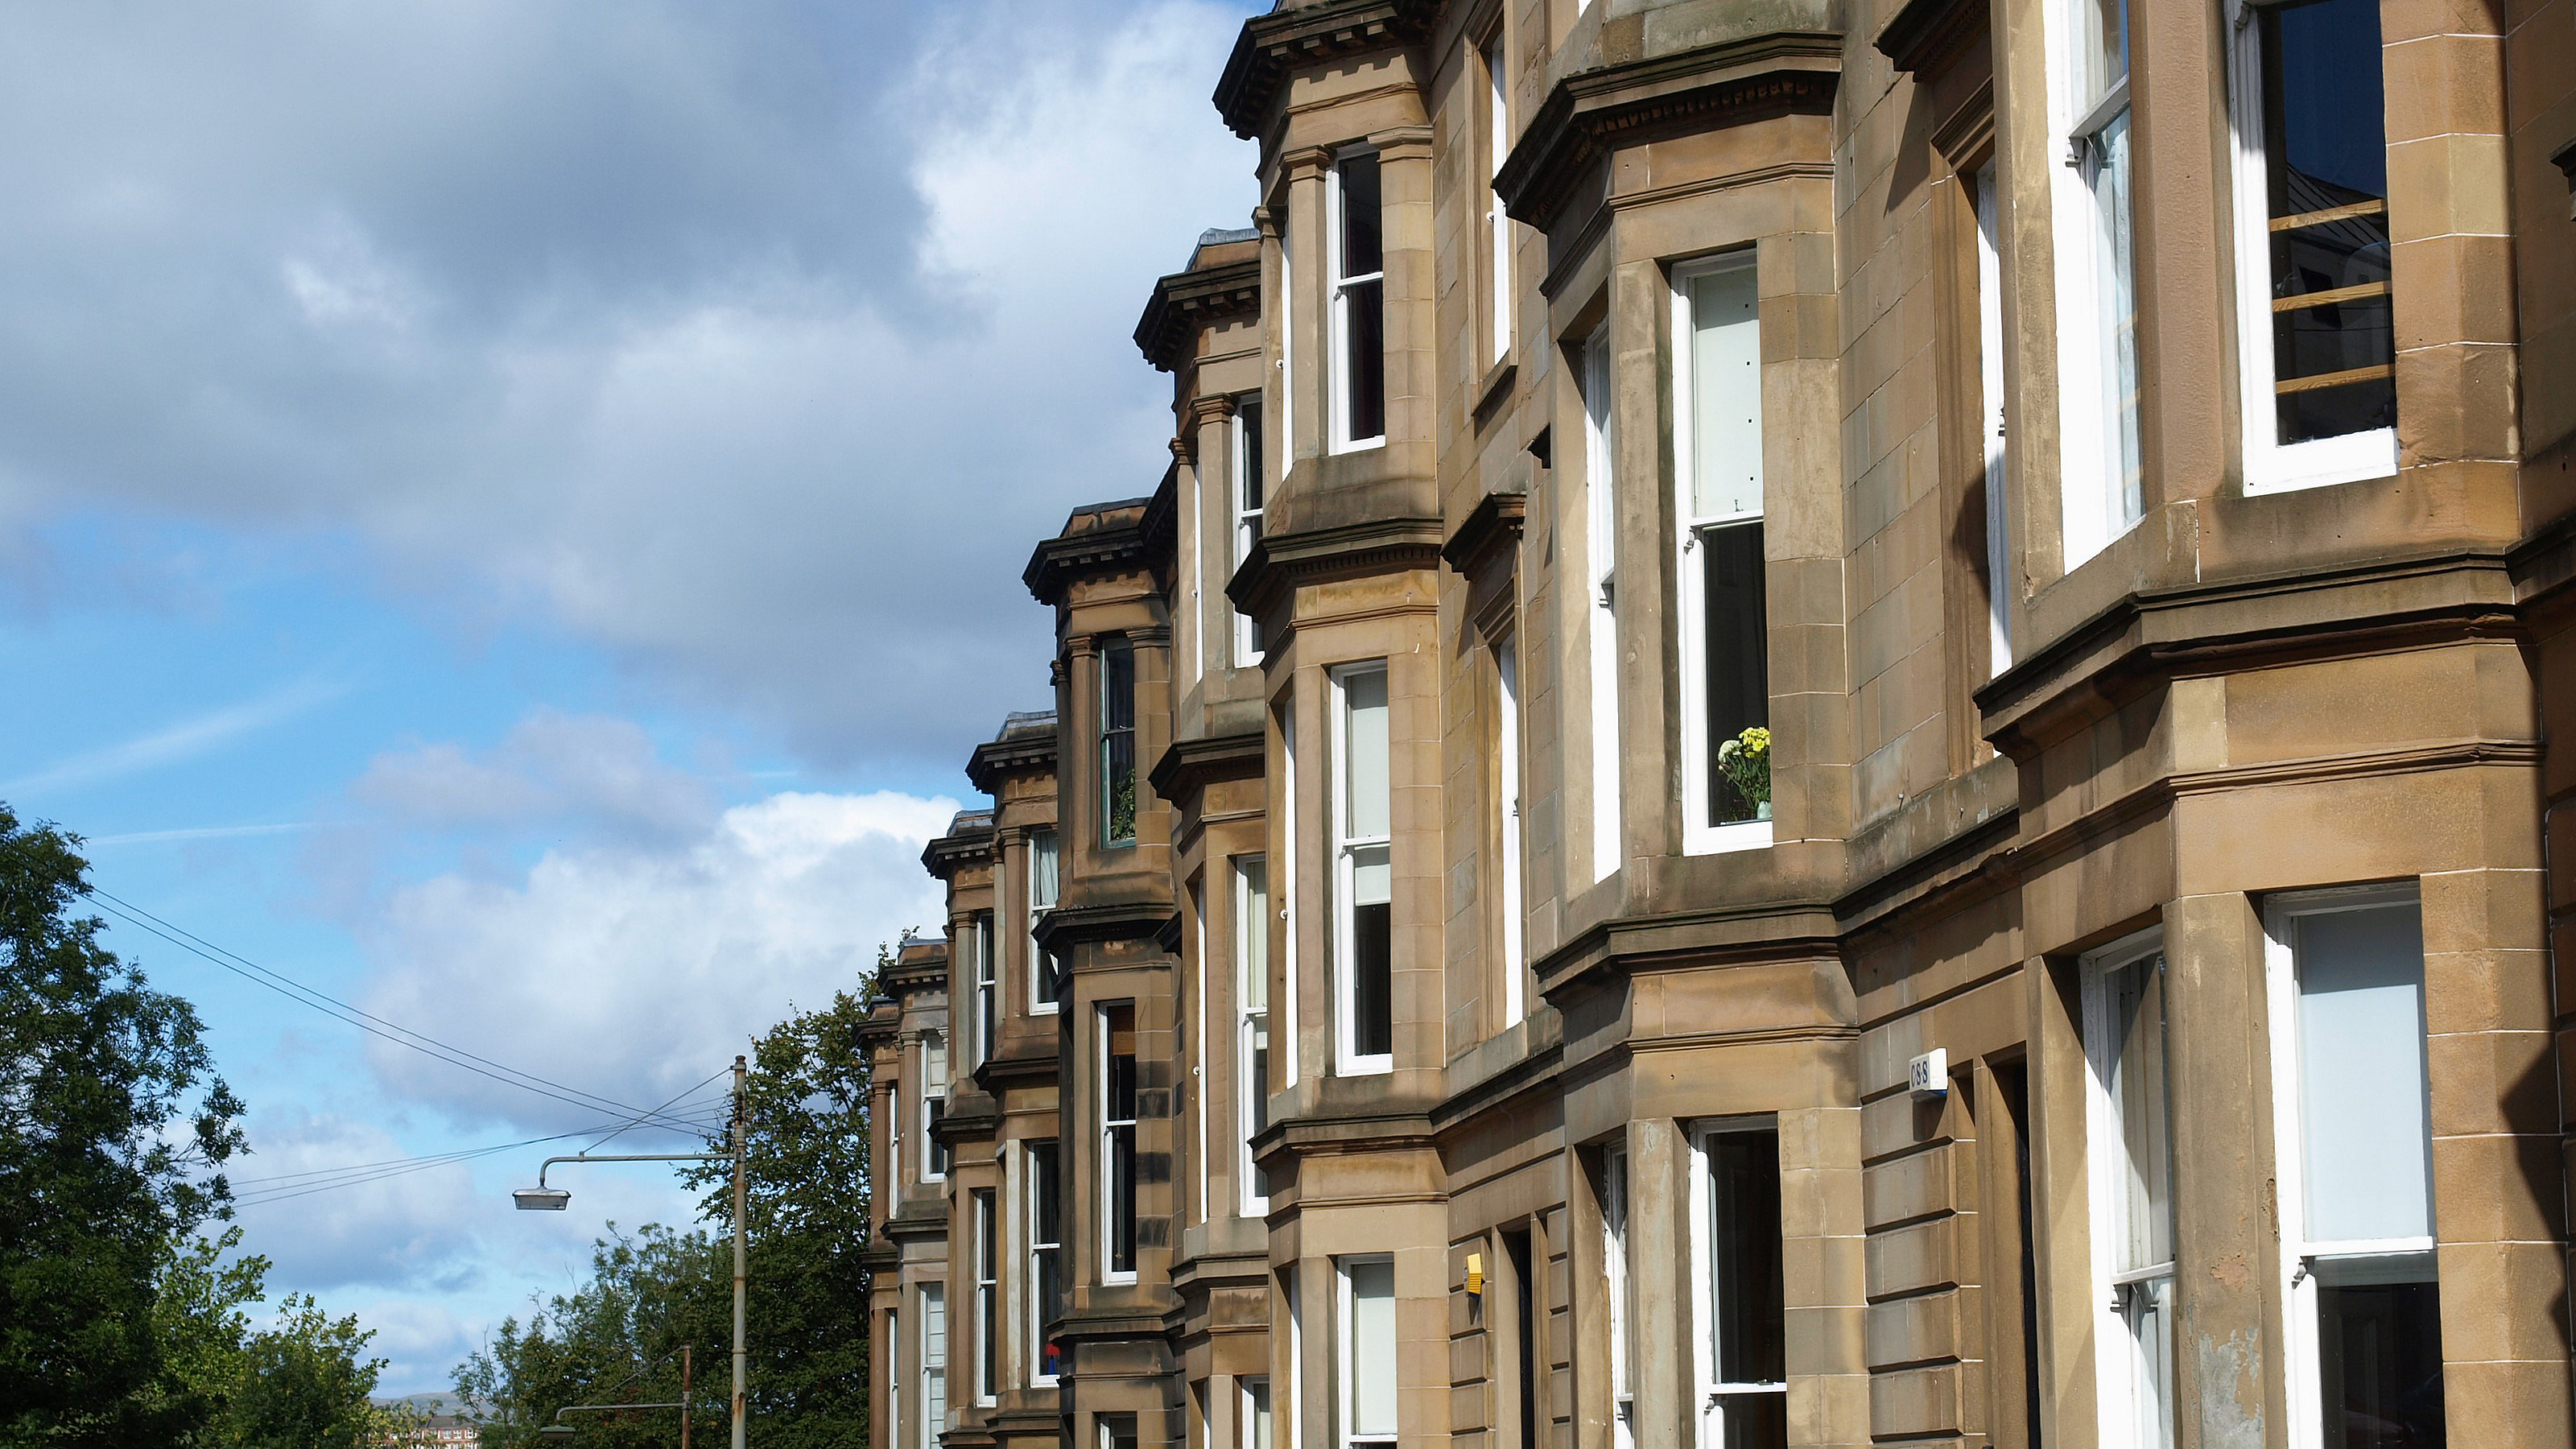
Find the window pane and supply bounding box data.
[2077,0,2129,101]
[2107,952,2174,1273]
[2317,1279,2445,1448]
[1347,1259,1397,1437]
[1687,266,1763,520]
[2263,0,2394,444]
[1031,832,1059,909]
[1104,645,1136,844]
[1241,397,1266,517]
[1715,1395,1785,1449]
[1707,1130,1785,1386]
[2293,902,2431,1242]
[1339,155,1382,276]
[1699,520,1769,825]
[1241,858,1270,1013]
[1353,895,1392,1060]
[1246,1379,1274,1449]
[2093,109,2143,530]
[1343,669,1390,839]
[1347,279,1385,441]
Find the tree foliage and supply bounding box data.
[0,805,390,1447]
[456,980,877,1447]
[0,806,246,1443]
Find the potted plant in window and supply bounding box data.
[1715,725,1771,824]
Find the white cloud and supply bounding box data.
[227,1108,484,1291]
[361,789,955,1129]
[352,708,717,843]
[0,0,1261,767]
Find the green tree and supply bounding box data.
[0,806,246,1444]
[455,977,878,1447]
[223,1294,390,1449]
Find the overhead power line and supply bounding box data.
[80,886,708,1135]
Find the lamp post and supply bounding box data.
[515,1055,750,1448]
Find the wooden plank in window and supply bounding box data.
[2275,363,2395,396]
[2269,281,2391,314]
[2269,199,2388,233]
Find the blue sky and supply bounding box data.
[0,0,1259,1393]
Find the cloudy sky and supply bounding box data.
[0,0,1260,1393]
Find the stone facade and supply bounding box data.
[866,2,2576,1448]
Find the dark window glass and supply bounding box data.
[1718,1397,1786,1449]
[2318,1280,2444,1448]
[1352,901,1392,1058]
[1708,1129,1785,1386]
[1031,1141,1063,1378]
[1347,280,1385,442]
[1102,642,1137,845]
[1340,155,1381,275]
[1699,519,1769,825]
[2261,0,2393,444]
[1240,395,1265,517]
[927,1098,948,1177]
[1104,1005,1138,1275]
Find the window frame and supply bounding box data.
[1027,830,1060,1015]
[919,1281,947,1449]
[1236,854,1274,1217]
[973,1188,1000,1405]
[1599,1142,1633,1449]
[1493,630,1525,1022]
[1100,640,1137,848]
[2260,882,2438,1446]
[1234,394,1267,667]
[2223,0,2400,495]
[1027,1140,1063,1387]
[1669,251,1774,856]
[1327,148,1388,454]
[1279,699,1302,1090]
[1484,29,1512,368]
[1581,325,1622,883]
[1336,1255,1398,1449]
[2045,0,2144,570]
[1686,1118,1788,1447]
[1330,661,1394,1076]
[2080,927,2177,1449]
[1241,1375,1274,1449]
[1975,161,2012,675]
[971,912,997,1067]
[1099,1001,1140,1285]
[922,1030,948,1183]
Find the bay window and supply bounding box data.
[1102,640,1137,847]
[1671,256,1771,850]
[2083,934,2176,1449]
[922,1031,949,1182]
[1338,1257,1397,1449]
[1029,1141,1064,1384]
[1691,1124,1785,1449]
[2264,888,2443,1447]
[2052,0,2143,568]
[1582,327,1621,882]
[1235,396,1267,665]
[1331,663,1393,1073]
[1237,855,1274,1215]
[1100,1002,1139,1282]
[1495,633,1525,1020]
[919,1283,947,1449]
[973,1189,999,1403]
[1485,32,1511,365]
[1330,151,1386,450]
[1028,830,1060,1013]
[2227,0,2397,491]
[969,912,996,1067]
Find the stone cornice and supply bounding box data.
[1875,0,1988,76]
[1035,900,1179,956]
[972,1039,1064,1093]
[1496,32,1843,232]
[1225,515,1446,619]
[1146,727,1266,806]
[2554,134,2576,220]
[1439,489,1527,575]
[1212,0,1435,141]
[1023,502,1156,606]
[921,819,997,878]
[1135,257,1262,373]
[965,730,1057,795]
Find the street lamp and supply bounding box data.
[514,1055,751,1449]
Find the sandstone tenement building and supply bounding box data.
[860,1,2576,1446]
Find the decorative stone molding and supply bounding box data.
[1875,0,1989,76]
[1224,515,1447,619]
[1023,499,1157,605]
[1496,32,1843,232]
[1134,256,1262,373]
[1212,0,1435,141]
[1146,727,1265,805]
[1439,489,1527,576]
